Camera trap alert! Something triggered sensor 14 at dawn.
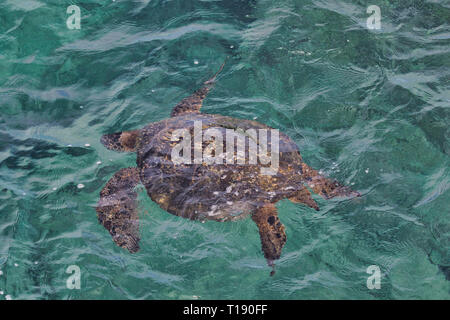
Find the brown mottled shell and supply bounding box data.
[136,113,306,222]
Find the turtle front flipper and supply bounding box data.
[170,59,227,117]
[101,130,140,152]
[251,203,287,276]
[96,167,141,253]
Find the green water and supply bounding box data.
[0,0,449,300]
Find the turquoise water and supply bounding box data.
[0,0,449,300]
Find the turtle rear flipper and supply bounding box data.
[289,187,320,211]
[170,59,227,117]
[101,130,140,152]
[251,203,286,276]
[96,167,141,253]
[301,163,361,199]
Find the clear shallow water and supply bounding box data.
[0,0,449,300]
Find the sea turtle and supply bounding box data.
[96,61,360,275]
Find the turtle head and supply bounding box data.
[101,130,140,152]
